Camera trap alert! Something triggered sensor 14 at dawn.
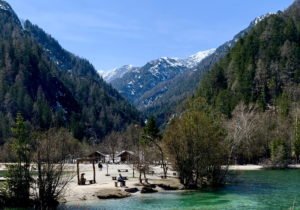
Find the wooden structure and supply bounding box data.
[116,150,135,163]
[88,151,106,162]
[76,158,96,185]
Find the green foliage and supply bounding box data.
[270,138,289,167]
[276,93,291,117]
[163,98,228,188]
[294,116,300,161]
[143,117,160,140]
[6,113,32,207]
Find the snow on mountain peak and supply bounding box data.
[100,65,137,82]
[252,13,275,25]
[182,48,216,68]
[0,0,12,12]
[147,57,185,77]
[101,48,216,82]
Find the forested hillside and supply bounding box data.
[0,0,140,144]
[198,2,300,117]
[192,0,300,164]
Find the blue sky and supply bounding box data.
[8,0,293,70]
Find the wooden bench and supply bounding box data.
[112,176,127,180]
[115,181,126,187]
[118,169,128,172]
[89,180,96,184]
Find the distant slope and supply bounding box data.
[0,0,140,143]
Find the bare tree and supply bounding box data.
[33,128,77,209]
[101,131,121,163]
[227,103,260,163]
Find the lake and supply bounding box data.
[60,170,300,210]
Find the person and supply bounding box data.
[98,162,103,171]
[117,174,125,187]
[80,173,86,185]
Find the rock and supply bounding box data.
[96,189,131,199]
[157,184,178,190]
[148,184,157,188]
[125,188,139,193]
[178,185,185,190]
[58,198,67,203]
[141,187,158,194]
[80,195,87,200]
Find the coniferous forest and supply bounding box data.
[0,3,140,145]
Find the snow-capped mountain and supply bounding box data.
[101,49,215,83]
[108,56,191,103]
[100,49,215,105]
[100,11,275,126]
[101,65,139,82]
[180,49,216,68]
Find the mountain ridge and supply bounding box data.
[0,0,141,143]
[101,49,216,82]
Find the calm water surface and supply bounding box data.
[59,170,300,210]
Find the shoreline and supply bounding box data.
[2,163,300,205]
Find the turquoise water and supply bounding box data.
[0,170,7,177]
[60,170,300,210]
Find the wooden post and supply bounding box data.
[106,163,109,176]
[93,160,96,183]
[77,160,80,185]
[133,163,135,178]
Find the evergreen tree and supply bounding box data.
[6,113,32,207]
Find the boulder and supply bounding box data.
[157,184,178,190]
[141,187,158,194]
[143,184,156,188]
[124,188,139,193]
[95,189,131,199]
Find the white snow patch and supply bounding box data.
[0,2,10,11]
[100,65,136,82]
[181,48,216,68]
[252,13,275,25]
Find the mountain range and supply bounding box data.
[101,13,273,125]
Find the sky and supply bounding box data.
[8,0,294,71]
